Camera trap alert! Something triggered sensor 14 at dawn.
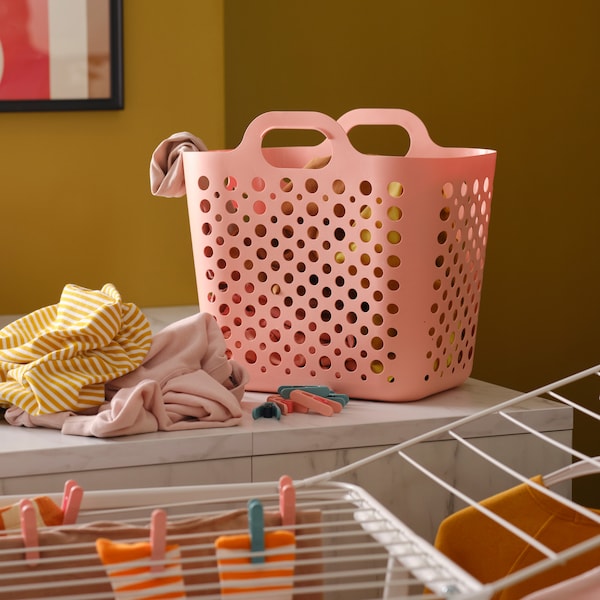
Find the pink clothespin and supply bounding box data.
[61,480,83,525]
[267,395,300,414]
[289,390,335,416]
[20,499,40,567]
[150,509,167,573]
[279,475,296,527]
[318,396,343,413]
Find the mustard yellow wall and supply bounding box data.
[0,0,224,314]
[223,0,600,500]
[1,0,598,499]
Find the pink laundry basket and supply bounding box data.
[182,109,497,401]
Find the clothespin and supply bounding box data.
[327,392,350,407]
[252,401,282,420]
[20,499,40,567]
[267,395,290,415]
[269,395,310,414]
[277,385,331,398]
[279,475,296,527]
[268,394,308,414]
[61,480,83,525]
[289,390,336,416]
[318,394,343,413]
[150,508,168,573]
[278,385,350,408]
[248,499,265,564]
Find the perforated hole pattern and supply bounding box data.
[190,170,493,400]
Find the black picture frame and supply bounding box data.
[0,0,123,112]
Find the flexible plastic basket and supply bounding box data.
[182,109,496,401]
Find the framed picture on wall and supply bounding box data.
[0,0,123,112]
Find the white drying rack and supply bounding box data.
[0,364,598,600]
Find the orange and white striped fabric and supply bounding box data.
[215,530,296,598]
[0,496,64,530]
[96,538,186,600]
[0,283,152,415]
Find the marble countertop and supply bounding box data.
[0,377,572,479]
[0,306,573,480]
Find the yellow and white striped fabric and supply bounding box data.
[0,283,152,416]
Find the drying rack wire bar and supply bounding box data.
[0,364,598,599]
[0,481,480,599]
[297,363,600,488]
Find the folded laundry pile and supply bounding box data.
[0,283,249,437]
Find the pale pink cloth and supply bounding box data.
[521,566,600,599]
[150,131,207,197]
[5,313,249,437]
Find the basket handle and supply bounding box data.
[237,110,356,165]
[337,108,445,156]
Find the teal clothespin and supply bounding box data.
[248,499,265,563]
[252,401,282,420]
[277,385,331,399]
[277,385,350,407]
[327,392,350,407]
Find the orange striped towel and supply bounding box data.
[215,530,295,598]
[96,538,187,599]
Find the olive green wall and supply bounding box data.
[224,0,600,501]
[0,0,224,314]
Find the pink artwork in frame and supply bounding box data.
[0,0,122,111]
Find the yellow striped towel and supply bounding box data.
[0,283,152,415]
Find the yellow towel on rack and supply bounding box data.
[434,475,600,599]
[96,538,187,599]
[0,283,152,415]
[215,530,296,598]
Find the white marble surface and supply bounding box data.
[0,314,21,329]
[0,305,574,534]
[0,376,571,476]
[142,305,200,333]
[0,306,572,476]
[244,381,571,455]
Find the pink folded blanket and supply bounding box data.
[150,131,207,198]
[5,313,249,437]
